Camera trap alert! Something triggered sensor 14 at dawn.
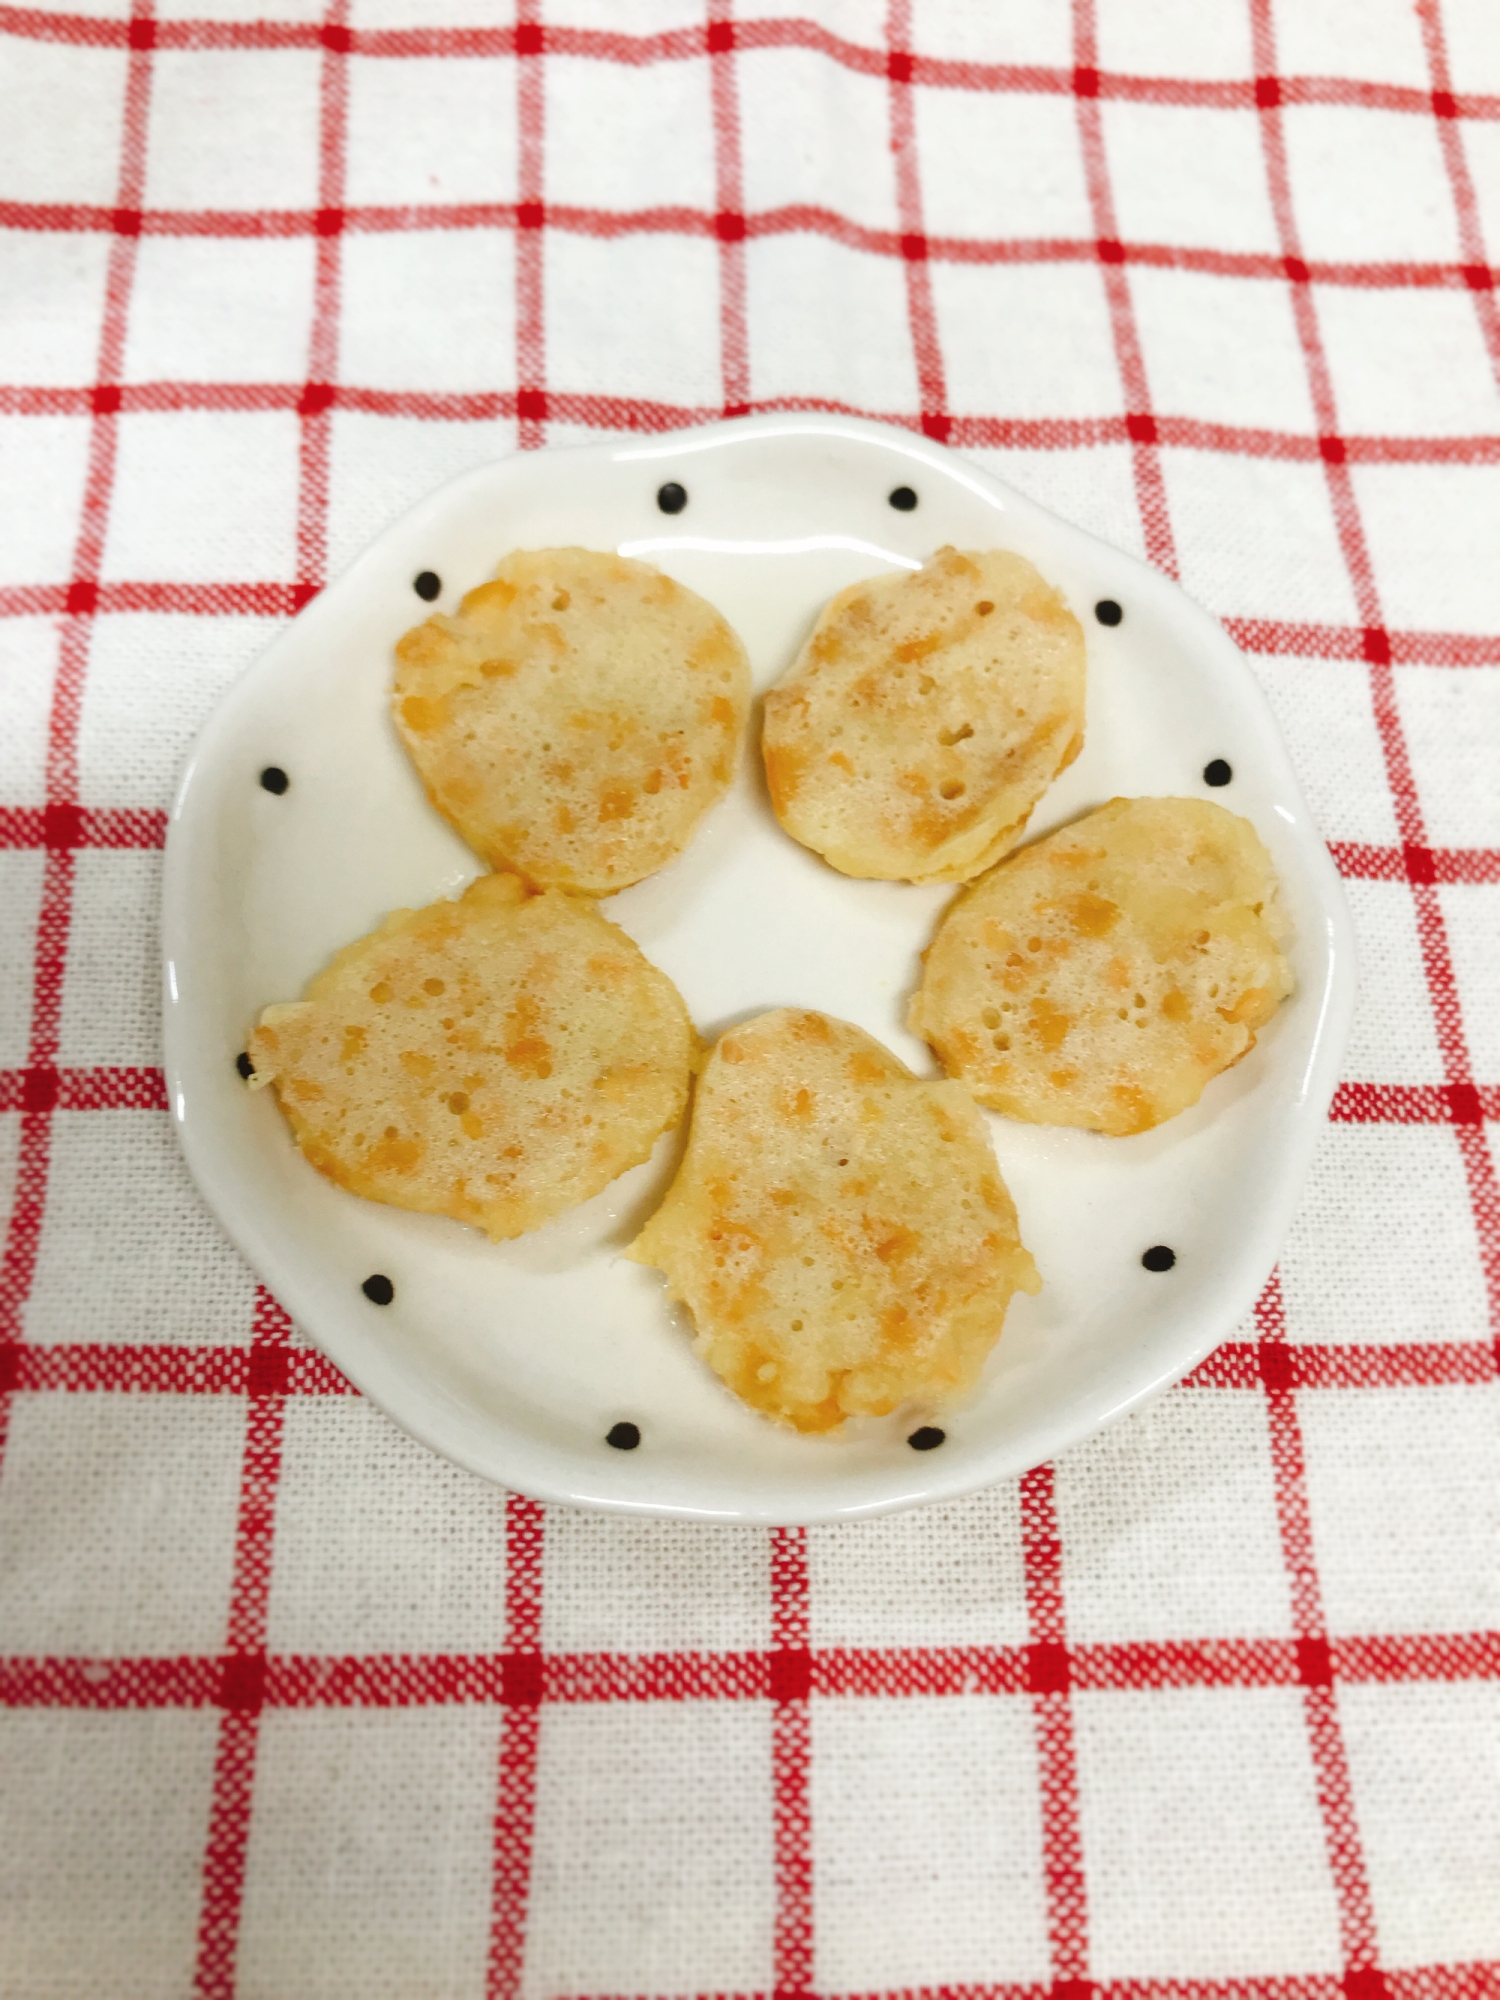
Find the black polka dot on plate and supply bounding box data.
[606,1421,641,1450]
[362,1274,395,1305]
[888,485,918,512]
[236,1051,254,1081]
[1141,1245,1176,1273]
[413,570,441,601]
[908,1425,946,1451]
[1094,599,1123,627]
[259,766,289,795]
[656,482,687,515]
[1203,758,1233,787]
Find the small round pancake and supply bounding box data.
[394,548,751,895]
[910,796,1294,1136]
[246,873,699,1240]
[629,1008,1040,1433]
[761,545,1085,882]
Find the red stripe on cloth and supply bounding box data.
[0,3,319,49]
[7,1625,1497,1717]
[287,1,349,616]
[770,1526,815,2000]
[1415,0,1500,387]
[8,362,1500,482]
[0,1063,168,1111]
[1225,617,1500,665]
[706,0,750,416]
[2,1339,353,1395]
[1335,1630,1500,1685]
[545,1649,772,1701]
[1331,1082,1500,1125]
[4,1328,1494,1403]
[1071,0,1177,578]
[4,188,1500,306]
[513,0,547,452]
[887,0,951,445]
[4,0,1500,125]
[0,1655,224,1707]
[1185,1338,1498,1390]
[487,1493,546,2000]
[6,1326,1493,1401]
[1330,841,1500,885]
[0,0,152,1455]
[1073,1640,1289,1693]
[0,580,304,619]
[0,806,167,851]
[519,1970,1500,2000]
[1,578,1495,657]
[359,22,704,65]
[483,1972,1498,2000]
[1256,1273,1384,1980]
[1248,0,1500,1378]
[1371,652,1500,1373]
[191,1288,294,1999]
[814,1643,1029,1697]
[1021,1462,1090,1987]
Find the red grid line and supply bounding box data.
[0,1065,168,1112]
[1183,1338,1497,1390]
[1417,0,1500,386]
[0,0,151,1472]
[4,1628,1497,1715]
[0,1339,352,1395]
[2,1331,1493,1402]
[191,1287,292,2000]
[1329,841,1500,886]
[1248,0,1500,1966]
[487,1493,546,2000]
[1020,1461,1090,1989]
[481,15,548,1991]
[543,1973,1496,2000]
[288,0,348,612]
[4,191,1499,305]
[6,579,1493,684]
[887,0,951,446]
[1329,1082,1500,1125]
[1220,617,1500,665]
[5,0,1500,128]
[707,1,750,416]
[513,0,546,452]
[770,1526,814,2000]
[187,8,352,1982]
[0,580,304,619]
[1071,0,1176,580]
[7,377,1500,479]
[1255,1274,1383,1981]
[0,805,167,850]
[1250,1,1500,1376]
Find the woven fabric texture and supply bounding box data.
[2,1,1499,1995]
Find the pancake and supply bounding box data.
[909,796,1294,1135]
[629,1007,1040,1432]
[394,547,750,894]
[761,545,1085,882]
[246,872,699,1239]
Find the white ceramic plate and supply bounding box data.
[163,413,1355,1524]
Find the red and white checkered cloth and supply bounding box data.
[2,0,1499,1992]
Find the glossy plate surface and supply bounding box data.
[163,414,1355,1523]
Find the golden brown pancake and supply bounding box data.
[909,796,1294,1135]
[247,872,699,1239]
[394,547,750,894]
[762,545,1085,882]
[629,1007,1039,1432]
